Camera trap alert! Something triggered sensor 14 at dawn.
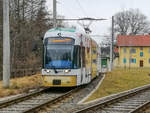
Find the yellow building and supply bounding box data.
[117,35,150,68]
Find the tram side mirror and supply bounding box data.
[41,37,44,40]
[39,66,42,69]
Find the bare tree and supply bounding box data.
[8,0,67,77]
[101,35,111,47]
[114,9,150,35]
[9,0,53,77]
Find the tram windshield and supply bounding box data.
[45,44,80,69]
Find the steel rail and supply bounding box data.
[0,88,47,109]
[0,87,82,113]
[129,101,150,113]
[74,84,150,113]
[22,87,81,113]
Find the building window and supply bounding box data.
[123,48,126,53]
[130,58,136,63]
[140,47,143,50]
[130,48,136,54]
[149,48,150,53]
[140,52,143,57]
[92,50,96,54]
[123,58,127,64]
[93,59,97,64]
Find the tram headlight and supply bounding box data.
[64,69,70,73]
[46,70,51,73]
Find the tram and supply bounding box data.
[41,28,100,87]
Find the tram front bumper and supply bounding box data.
[42,75,77,87]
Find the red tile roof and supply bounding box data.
[117,35,150,47]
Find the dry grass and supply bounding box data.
[0,74,42,98]
[86,68,150,102]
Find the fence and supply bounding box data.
[0,68,41,80]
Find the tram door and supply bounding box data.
[81,46,85,83]
[80,40,83,83]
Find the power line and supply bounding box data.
[75,0,88,17]
[56,17,107,33]
[56,18,107,21]
[91,35,110,37]
[58,1,80,19]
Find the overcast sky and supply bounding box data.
[46,0,150,44]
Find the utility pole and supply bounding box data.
[53,0,57,28]
[3,0,10,88]
[0,0,3,80]
[99,44,102,73]
[109,16,114,71]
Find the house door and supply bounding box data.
[140,60,143,67]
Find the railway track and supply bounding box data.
[74,84,150,113]
[0,87,80,113]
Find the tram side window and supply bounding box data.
[82,47,85,67]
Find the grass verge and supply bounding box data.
[86,68,150,102]
[0,74,42,98]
